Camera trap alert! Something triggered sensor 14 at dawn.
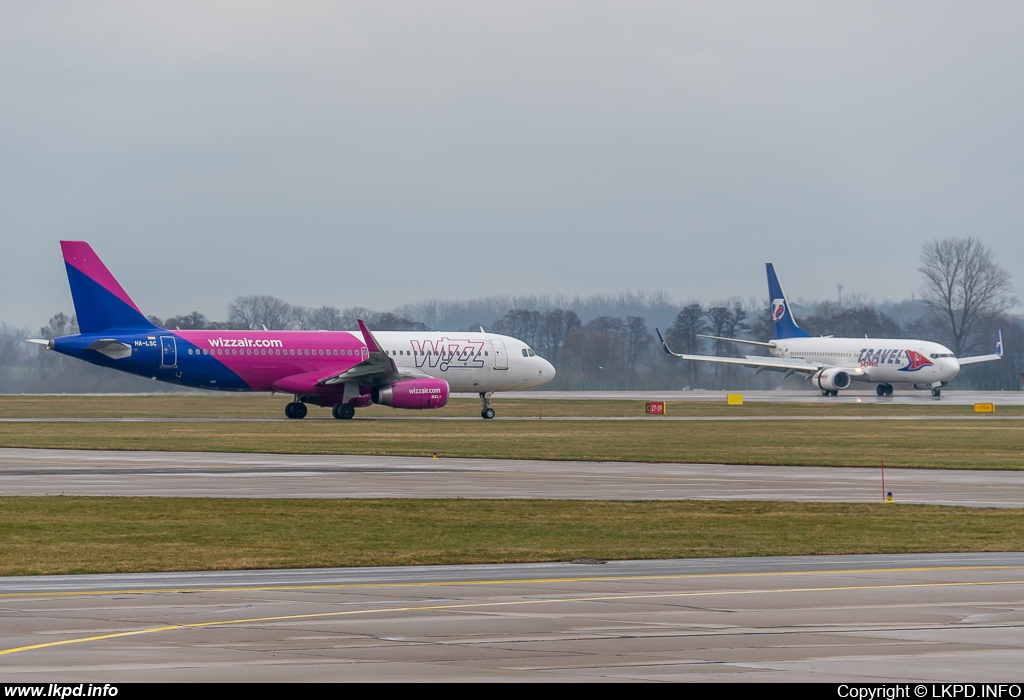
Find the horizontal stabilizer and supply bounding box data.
[698,334,775,348]
[84,339,133,360]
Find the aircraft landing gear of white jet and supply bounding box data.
[285,401,307,419]
[876,384,894,396]
[332,403,355,420]
[480,392,495,419]
[931,388,942,398]
[820,389,839,397]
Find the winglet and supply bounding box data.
[996,329,1003,358]
[656,328,675,356]
[356,319,383,353]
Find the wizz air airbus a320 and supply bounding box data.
[658,263,1002,398]
[29,241,555,419]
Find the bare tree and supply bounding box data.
[164,311,209,330]
[918,237,1017,356]
[228,295,294,330]
[305,306,346,331]
[667,303,707,386]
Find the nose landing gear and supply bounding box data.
[480,392,496,419]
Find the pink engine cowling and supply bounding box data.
[372,378,449,409]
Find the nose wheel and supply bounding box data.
[479,392,495,419]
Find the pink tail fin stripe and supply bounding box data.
[60,241,143,314]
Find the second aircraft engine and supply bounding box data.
[812,368,851,392]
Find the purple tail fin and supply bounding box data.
[60,241,160,333]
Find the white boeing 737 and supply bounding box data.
[657,264,1002,397]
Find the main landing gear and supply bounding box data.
[820,389,839,397]
[876,384,894,396]
[285,400,357,419]
[931,388,942,398]
[284,401,307,419]
[332,403,355,420]
[479,392,496,419]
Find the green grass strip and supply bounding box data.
[2,497,1022,576]
[1,419,1022,469]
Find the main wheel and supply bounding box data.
[332,403,355,420]
[885,384,894,396]
[931,388,941,397]
[876,385,885,396]
[481,407,496,419]
[285,402,307,419]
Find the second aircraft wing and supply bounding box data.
[656,329,826,374]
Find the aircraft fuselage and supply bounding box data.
[52,329,554,395]
[771,337,959,385]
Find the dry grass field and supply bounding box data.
[0,394,1021,469]
[3,497,1022,576]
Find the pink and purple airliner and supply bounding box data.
[30,242,555,419]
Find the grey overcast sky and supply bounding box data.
[2,2,1023,329]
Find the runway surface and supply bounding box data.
[2,448,1023,507]
[2,553,1023,682]
[495,389,1024,406]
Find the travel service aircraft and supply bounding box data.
[657,263,1002,397]
[30,241,556,419]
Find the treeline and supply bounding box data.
[1,293,1020,393]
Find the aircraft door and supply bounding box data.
[160,336,177,368]
[491,339,509,370]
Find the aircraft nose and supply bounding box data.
[541,358,556,381]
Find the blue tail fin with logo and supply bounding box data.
[766,263,811,340]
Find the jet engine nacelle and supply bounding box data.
[372,378,449,409]
[813,368,851,392]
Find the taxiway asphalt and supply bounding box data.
[2,553,1023,682]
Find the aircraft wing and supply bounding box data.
[657,329,824,374]
[317,319,418,387]
[697,334,776,349]
[956,330,1003,366]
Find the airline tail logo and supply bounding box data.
[771,299,786,323]
[900,350,934,372]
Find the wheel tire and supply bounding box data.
[285,402,297,419]
[932,388,941,397]
[333,403,355,420]
[885,384,894,396]
[482,407,496,419]
[294,402,307,419]
[876,385,885,396]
